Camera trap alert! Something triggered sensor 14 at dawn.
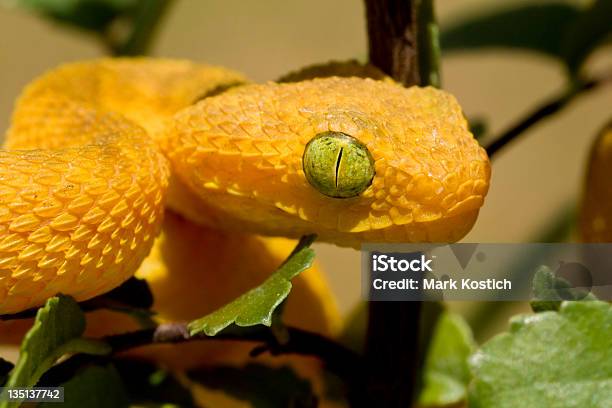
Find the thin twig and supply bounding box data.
[106,323,360,377]
[38,323,362,387]
[486,74,611,158]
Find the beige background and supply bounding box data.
[0,0,610,332]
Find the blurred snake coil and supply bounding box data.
[0,58,490,314]
[581,121,612,242]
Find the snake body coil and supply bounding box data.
[0,58,490,314]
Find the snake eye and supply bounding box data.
[302,131,375,198]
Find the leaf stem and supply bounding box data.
[485,74,611,158]
[416,0,441,88]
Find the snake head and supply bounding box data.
[167,77,490,247]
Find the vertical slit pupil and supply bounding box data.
[334,147,344,188]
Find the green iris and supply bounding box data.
[302,131,375,198]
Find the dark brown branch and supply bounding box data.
[37,323,362,389]
[365,0,419,86]
[103,323,362,380]
[363,1,441,406]
[363,302,421,407]
[486,74,611,158]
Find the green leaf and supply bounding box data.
[188,363,317,408]
[188,235,316,336]
[561,0,612,75]
[466,203,577,339]
[12,0,139,31]
[0,295,111,408]
[530,265,597,312]
[419,312,476,406]
[470,301,612,408]
[441,3,581,60]
[39,364,129,408]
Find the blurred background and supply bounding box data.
[0,0,610,340]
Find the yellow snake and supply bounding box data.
[0,58,490,314]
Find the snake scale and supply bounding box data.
[0,58,491,314]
